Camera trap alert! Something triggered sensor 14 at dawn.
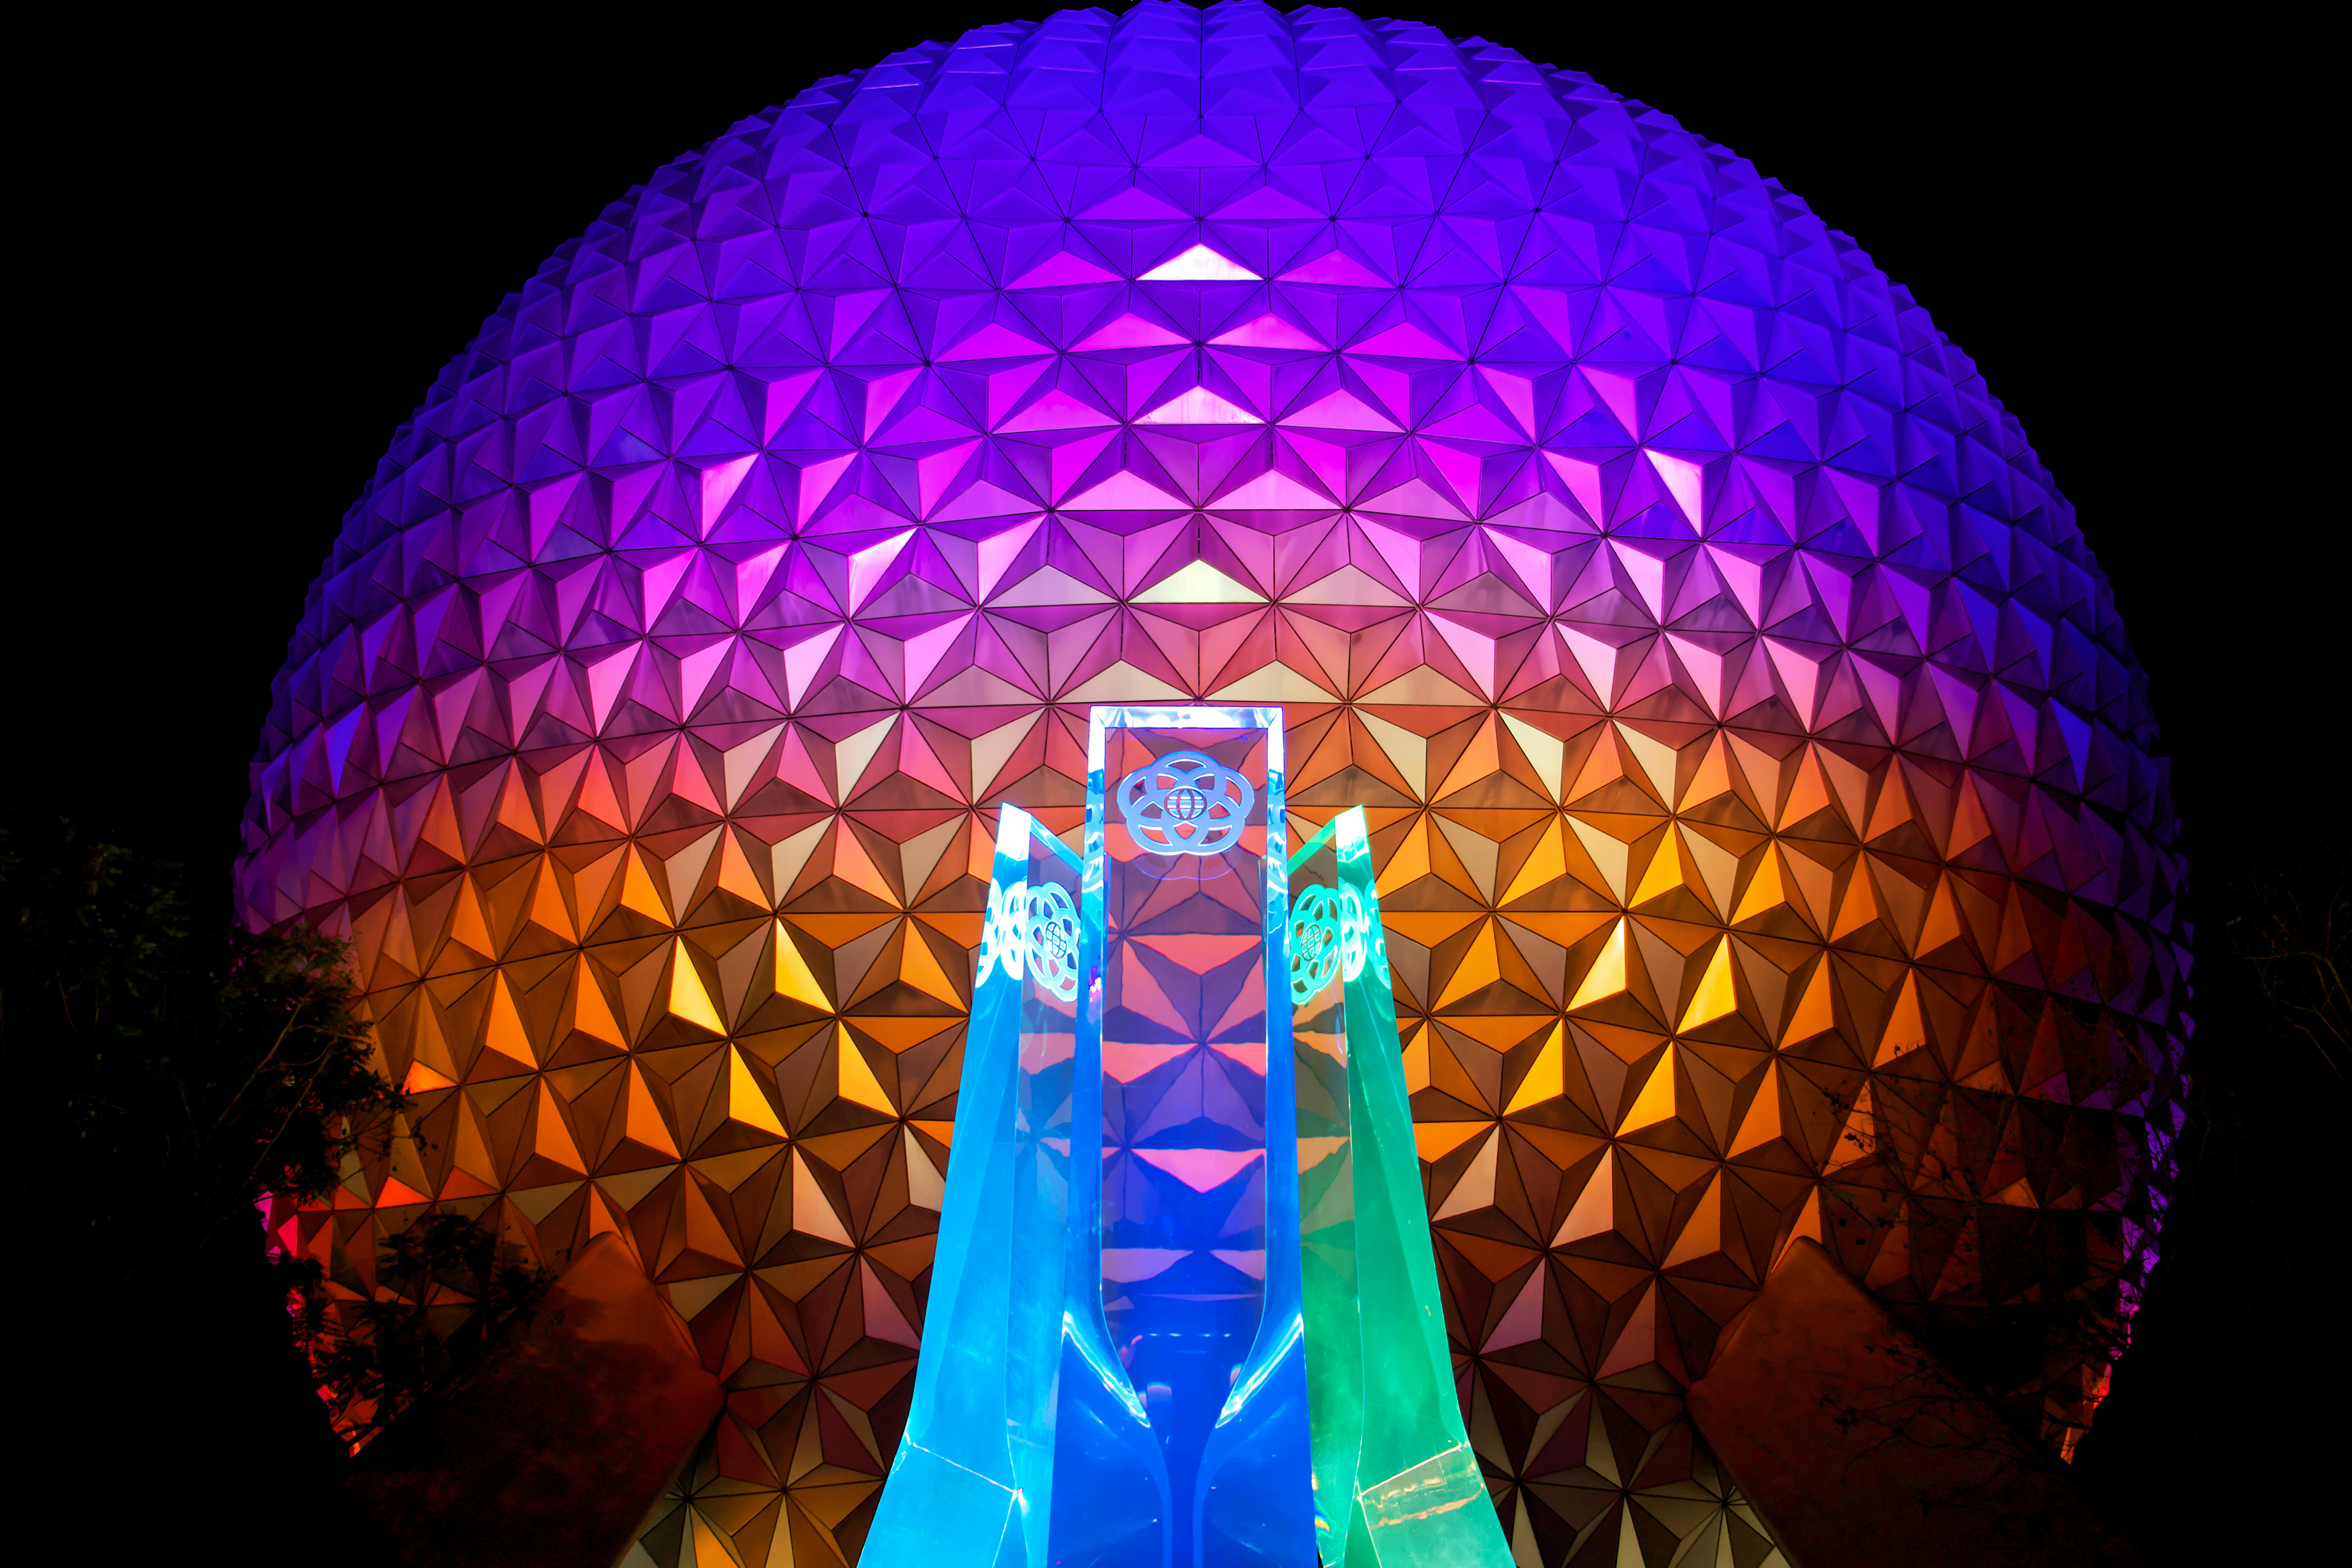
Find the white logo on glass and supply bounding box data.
[1117,751,1253,856]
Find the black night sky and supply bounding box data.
[16,6,2332,1562]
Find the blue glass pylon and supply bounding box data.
[865,708,1509,1568]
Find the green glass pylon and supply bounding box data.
[1290,807,1511,1566]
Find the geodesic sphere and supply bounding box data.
[237,6,2187,1563]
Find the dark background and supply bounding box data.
[18,4,2329,1561]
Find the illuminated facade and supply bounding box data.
[238,6,2187,1563]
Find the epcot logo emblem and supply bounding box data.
[975,879,1081,1001]
[1117,751,1253,856]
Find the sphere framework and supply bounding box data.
[238,5,2187,1563]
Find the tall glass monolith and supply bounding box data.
[865,707,1508,1568]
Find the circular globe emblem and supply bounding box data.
[1117,751,1253,857]
[1021,882,1082,1002]
[1289,883,1346,1004]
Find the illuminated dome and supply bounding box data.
[239,5,2186,1562]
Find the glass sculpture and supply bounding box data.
[234,5,2189,1562]
[864,706,1506,1567]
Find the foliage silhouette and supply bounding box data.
[297,1210,554,1449]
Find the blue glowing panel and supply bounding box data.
[1090,707,1310,1568]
